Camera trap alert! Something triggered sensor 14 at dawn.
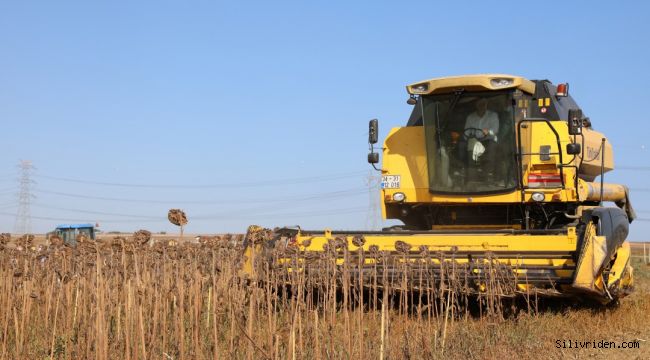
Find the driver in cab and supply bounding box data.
[458,98,499,172]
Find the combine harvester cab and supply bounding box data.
[244,75,635,303]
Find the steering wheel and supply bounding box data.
[463,127,487,140]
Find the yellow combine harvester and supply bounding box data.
[244,74,635,303]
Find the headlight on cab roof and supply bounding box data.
[410,82,429,94]
[490,78,514,87]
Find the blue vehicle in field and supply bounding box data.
[49,223,97,246]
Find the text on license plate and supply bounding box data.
[381,175,400,189]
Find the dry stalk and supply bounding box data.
[0,229,549,359]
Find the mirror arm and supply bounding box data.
[368,143,382,172]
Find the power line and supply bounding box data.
[0,210,156,224]
[192,206,369,220]
[33,170,367,189]
[617,166,650,171]
[0,205,368,224]
[29,191,368,221]
[34,187,369,204]
[30,204,161,219]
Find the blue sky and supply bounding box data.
[1,1,649,239]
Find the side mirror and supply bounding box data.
[369,119,378,144]
[368,152,379,164]
[568,109,583,135]
[566,143,581,155]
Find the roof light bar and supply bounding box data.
[490,78,513,87]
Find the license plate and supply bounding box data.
[381,175,401,189]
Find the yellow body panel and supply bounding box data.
[379,122,583,218]
[572,223,605,293]
[242,227,581,295]
[379,119,625,217]
[608,241,633,289]
[295,231,577,253]
[579,127,615,180]
[572,221,633,300]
